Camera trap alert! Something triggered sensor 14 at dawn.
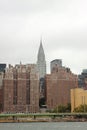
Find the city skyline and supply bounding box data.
[0,0,87,74]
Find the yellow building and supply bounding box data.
[71,88,87,112]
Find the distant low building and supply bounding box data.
[46,61,78,110]
[71,88,87,112]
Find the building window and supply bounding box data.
[13,73,17,105]
[26,73,30,104]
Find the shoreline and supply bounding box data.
[0,117,87,123]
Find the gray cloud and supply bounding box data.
[0,0,87,74]
[0,0,57,14]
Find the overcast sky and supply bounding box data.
[0,0,87,74]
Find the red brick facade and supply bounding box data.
[45,66,78,110]
[0,89,3,112]
[3,64,39,113]
[0,72,4,112]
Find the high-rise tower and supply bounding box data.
[37,40,46,106]
[37,40,46,79]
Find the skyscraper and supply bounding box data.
[37,40,46,106]
[37,39,46,79]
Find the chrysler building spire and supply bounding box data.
[37,39,46,79]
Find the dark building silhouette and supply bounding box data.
[0,64,6,72]
[78,69,87,89]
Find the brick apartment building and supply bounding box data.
[45,61,78,110]
[3,64,39,113]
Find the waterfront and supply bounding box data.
[0,122,87,130]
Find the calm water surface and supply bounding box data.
[0,122,87,130]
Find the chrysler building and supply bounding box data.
[37,39,46,79]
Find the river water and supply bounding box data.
[0,122,87,130]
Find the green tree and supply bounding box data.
[52,103,71,113]
[66,103,71,112]
[74,104,87,112]
[58,105,66,113]
[0,103,2,112]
